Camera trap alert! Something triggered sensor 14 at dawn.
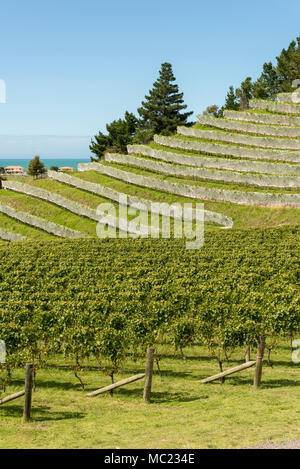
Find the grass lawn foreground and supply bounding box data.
[0,342,299,449]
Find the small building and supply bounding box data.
[5,165,25,175]
[58,166,74,172]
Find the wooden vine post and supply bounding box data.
[23,363,33,422]
[143,346,155,403]
[254,335,266,388]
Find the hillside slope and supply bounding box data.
[0,93,299,242]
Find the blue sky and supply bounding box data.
[0,0,300,158]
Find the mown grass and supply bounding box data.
[12,177,109,210]
[0,342,299,449]
[0,212,54,241]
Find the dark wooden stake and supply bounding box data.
[254,335,266,388]
[143,346,155,402]
[23,363,33,422]
[154,354,163,378]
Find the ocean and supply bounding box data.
[0,158,91,170]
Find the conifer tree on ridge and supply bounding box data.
[136,62,193,141]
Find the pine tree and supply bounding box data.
[235,36,300,105]
[236,77,253,110]
[27,156,46,178]
[90,111,138,160]
[224,86,239,110]
[252,62,280,99]
[137,63,193,138]
[276,37,300,92]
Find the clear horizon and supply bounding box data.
[1,0,300,157]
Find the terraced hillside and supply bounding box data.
[0,93,299,241]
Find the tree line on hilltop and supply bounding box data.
[90,62,193,160]
[90,36,300,160]
[206,36,300,117]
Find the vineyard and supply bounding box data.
[0,226,299,387]
[0,91,299,448]
[0,226,299,447]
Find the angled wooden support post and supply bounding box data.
[143,346,155,403]
[0,390,25,405]
[87,373,145,397]
[201,360,256,384]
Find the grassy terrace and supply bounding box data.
[0,212,54,241]
[194,122,300,139]
[98,160,300,194]
[9,177,178,227]
[0,188,97,237]
[149,142,300,167]
[174,132,300,152]
[153,137,300,164]
[246,107,300,116]
[0,167,299,239]
[226,109,300,122]
[112,152,300,180]
[74,171,300,230]
[11,177,111,210]
[197,117,300,130]
[250,99,300,111]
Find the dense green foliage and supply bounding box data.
[137,63,193,140]
[27,156,47,178]
[0,227,299,389]
[236,77,253,110]
[221,36,300,111]
[202,104,223,118]
[90,111,138,160]
[90,63,193,160]
[252,62,281,99]
[224,86,239,111]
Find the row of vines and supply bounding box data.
[0,226,299,392]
